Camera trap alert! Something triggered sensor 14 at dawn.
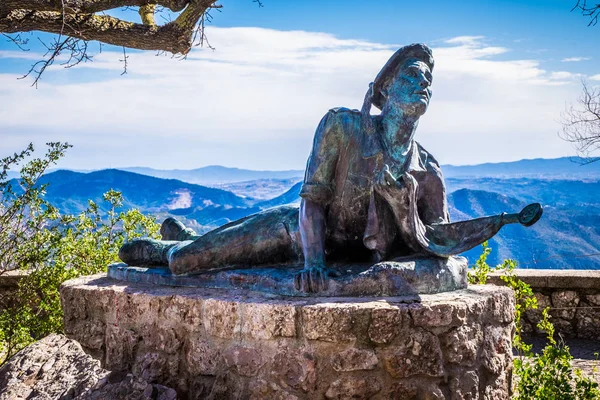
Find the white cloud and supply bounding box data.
[0,29,582,170]
[0,50,46,61]
[561,57,590,62]
[590,74,600,81]
[444,36,485,46]
[549,71,581,80]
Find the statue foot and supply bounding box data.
[294,266,339,293]
[119,238,176,266]
[518,203,543,227]
[160,217,198,241]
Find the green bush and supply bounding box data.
[469,242,600,399]
[0,143,160,364]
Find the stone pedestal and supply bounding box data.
[60,275,515,400]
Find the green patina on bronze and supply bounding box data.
[118,43,543,295]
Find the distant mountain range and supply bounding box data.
[442,157,600,179]
[120,166,305,185]
[4,156,600,269]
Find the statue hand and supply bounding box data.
[374,164,404,200]
[294,266,331,293]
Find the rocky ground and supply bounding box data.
[1,334,598,399]
[0,334,177,400]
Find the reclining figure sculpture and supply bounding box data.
[119,43,542,293]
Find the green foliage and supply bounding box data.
[0,143,160,364]
[467,240,492,284]
[470,243,600,399]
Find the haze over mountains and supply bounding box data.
[88,156,600,185]
[6,157,600,269]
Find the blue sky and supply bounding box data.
[0,0,599,170]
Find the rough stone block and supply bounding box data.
[202,299,240,339]
[523,292,550,325]
[551,290,580,320]
[441,324,483,365]
[270,348,316,392]
[60,275,514,399]
[575,305,600,340]
[382,328,445,378]
[331,348,378,371]
[223,345,265,377]
[325,377,382,399]
[301,304,358,342]
[368,306,404,344]
[185,338,222,376]
[241,301,296,339]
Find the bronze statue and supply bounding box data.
[119,43,542,293]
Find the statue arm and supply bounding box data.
[295,110,342,292]
[299,198,326,267]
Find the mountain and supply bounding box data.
[442,157,600,179]
[215,178,302,200]
[449,189,600,269]
[32,169,250,213]
[255,180,600,269]
[256,181,302,209]
[119,157,600,185]
[8,169,252,232]
[5,160,600,269]
[121,166,304,185]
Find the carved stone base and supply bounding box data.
[60,275,514,399]
[108,255,467,297]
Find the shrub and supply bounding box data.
[469,242,600,399]
[0,143,160,364]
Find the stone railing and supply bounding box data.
[488,270,600,340]
[0,270,26,310]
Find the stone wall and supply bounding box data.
[488,270,600,339]
[0,271,26,310]
[61,275,515,400]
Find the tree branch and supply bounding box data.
[572,0,600,26]
[0,0,217,54]
[3,0,190,14]
[560,81,600,159]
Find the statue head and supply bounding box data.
[371,43,434,112]
[361,44,434,122]
[372,43,434,110]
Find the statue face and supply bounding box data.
[383,60,433,117]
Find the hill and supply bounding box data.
[121,166,304,185]
[8,169,252,232]
[449,189,600,269]
[442,157,600,179]
[6,165,600,269]
[252,180,600,269]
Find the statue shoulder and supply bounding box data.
[328,107,360,115]
[414,141,443,173]
[314,107,360,141]
[322,107,361,131]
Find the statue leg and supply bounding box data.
[118,238,180,266]
[160,217,200,241]
[168,205,302,275]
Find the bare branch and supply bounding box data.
[0,0,264,84]
[19,36,90,87]
[2,32,30,50]
[560,81,600,160]
[119,45,128,74]
[572,0,600,26]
